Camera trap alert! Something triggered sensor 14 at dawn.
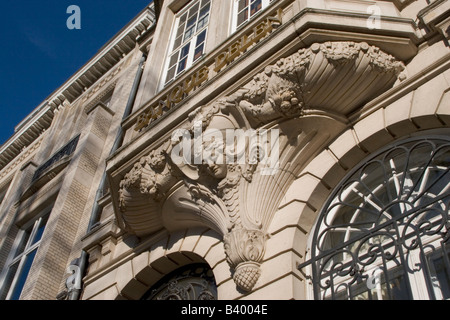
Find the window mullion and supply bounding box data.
[5,256,27,300]
[187,36,196,69]
[26,219,41,249]
[9,255,23,267]
[26,241,41,256]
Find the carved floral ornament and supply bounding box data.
[117,41,405,292]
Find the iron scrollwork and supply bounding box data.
[299,137,450,300]
[143,264,217,300]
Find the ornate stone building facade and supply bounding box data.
[0,0,449,300]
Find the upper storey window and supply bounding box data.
[163,0,211,86]
[0,214,49,300]
[233,0,275,31]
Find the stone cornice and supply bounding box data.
[47,3,156,108]
[0,103,52,169]
[418,0,450,39]
[0,3,157,172]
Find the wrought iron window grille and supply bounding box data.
[142,263,217,300]
[32,134,80,182]
[298,136,450,300]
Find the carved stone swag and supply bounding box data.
[117,41,405,292]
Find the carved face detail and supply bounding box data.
[205,162,227,179]
[150,152,166,171]
[200,132,228,180]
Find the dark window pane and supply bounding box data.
[250,0,262,16]
[175,24,186,43]
[166,66,176,84]
[173,35,183,51]
[239,0,249,12]
[179,13,187,25]
[194,43,205,61]
[180,43,190,59]
[237,10,249,27]
[186,15,197,32]
[10,249,38,300]
[169,52,179,68]
[189,2,200,18]
[196,30,206,47]
[197,14,209,31]
[14,229,31,258]
[0,261,19,300]
[199,2,210,18]
[197,2,210,31]
[184,25,195,42]
[177,57,188,74]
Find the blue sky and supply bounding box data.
[0,1,152,145]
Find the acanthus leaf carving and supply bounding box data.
[317,41,361,63]
[223,227,268,292]
[232,41,405,127]
[238,47,312,127]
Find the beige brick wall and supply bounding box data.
[55,51,144,297]
[16,95,117,299]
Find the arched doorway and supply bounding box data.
[299,135,450,300]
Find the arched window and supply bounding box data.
[299,135,450,300]
[142,263,217,300]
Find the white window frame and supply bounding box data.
[160,0,212,89]
[231,0,275,33]
[0,212,49,300]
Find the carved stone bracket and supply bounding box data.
[116,41,405,292]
